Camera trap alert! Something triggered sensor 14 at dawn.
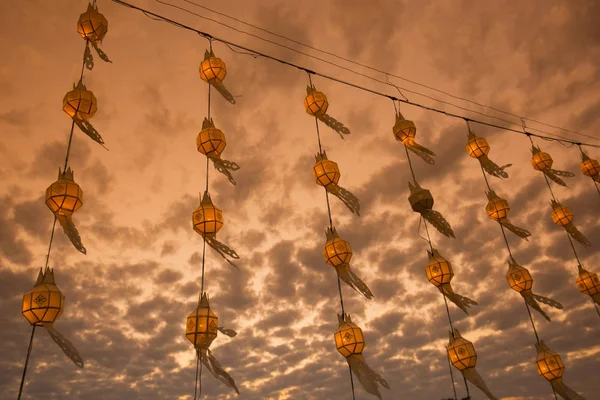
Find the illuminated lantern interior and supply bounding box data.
[199,50,228,84]
[304,86,329,117]
[186,292,219,350]
[62,81,98,121]
[197,118,227,158]
[77,3,108,42]
[313,151,341,188]
[45,167,83,217]
[334,315,365,358]
[425,249,454,287]
[193,191,223,236]
[22,267,64,326]
[322,227,353,267]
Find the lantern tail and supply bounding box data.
[405,141,436,165]
[90,40,111,63]
[551,379,587,400]
[336,264,374,300]
[522,292,551,322]
[84,43,94,71]
[217,326,238,337]
[479,156,511,179]
[564,224,592,247]
[200,348,239,394]
[56,214,87,255]
[592,293,600,306]
[532,293,564,309]
[73,118,107,148]
[421,209,455,238]
[317,113,351,138]
[203,236,240,270]
[499,219,531,240]
[347,354,390,400]
[462,367,499,400]
[43,323,84,368]
[440,284,477,315]
[543,170,569,187]
[330,185,361,216]
[211,157,240,186]
[211,82,236,104]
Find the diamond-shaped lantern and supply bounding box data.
[506,261,533,293]
[531,147,554,171]
[77,3,108,43]
[313,150,340,188]
[447,329,477,371]
[425,248,454,287]
[536,341,565,382]
[466,135,490,158]
[392,113,416,144]
[197,118,226,158]
[186,292,219,350]
[322,227,352,267]
[486,195,510,221]
[304,86,329,117]
[580,152,600,181]
[192,191,223,237]
[334,314,365,358]
[63,81,97,121]
[551,202,574,227]
[576,264,600,298]
[199,50,227,84]
[22,267,64,326]
[45,168,83,217]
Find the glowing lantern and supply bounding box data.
[550,200,590,247]
[312,151,360,215]
[63,81,97,121]
[535,341,584,400]
[466,135,490,159]
[304,85,350,137]
[425,249,476,314]
[447,329,498,400]
[199,49,235,104]
[77,3,108,42]
[576,264,600,305]
[408,181,454,238]
[21,267,83,367]
[530,146,574,187]
[580,152,600,182]
[393,112,435,164]
[45,167,86,254]
[485,189,530,239]
[195,118,240,185]
[334,314,389,397]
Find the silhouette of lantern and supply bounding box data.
[22,267,64,326]
[323,227,352,267]
[425,249,453,287]
[192,191,223,237]
[393,113,416,144]
[197,118,226,158]
[576,265,600,299]
[77,3,108,43]
[186,292,219,350]
[466,135,490,158]
[506,261,533,293]
[313,150,340,188]
[304,87,329,117]
[45,168,83,217]
[447,330,477,371]
[199,50,227,84]
[551,203,574,227]
[580,152,600,180]
[408,182,434,213]
[334,314,365,358]
[63,81,97,121]
[531,148,553,171]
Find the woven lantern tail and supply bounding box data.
[217,326,237,337]
[405,141,436,165]
[90,41,111,63]
[336,264,374,300]
[499,218,531,240]
[592,293,600,306]
[551,379,587,400]
[329,185,361,216]
[522,292,552,322]
[56,214,86,254]
[565,224,592,247]
[74,118,106,147]
[43,323,84,368]
[440,284,477,315]
[422,209,455,238]
[479,156,511,179]
[532,293,563,310]
[211,82,236,104]
[347,354,390,400]
[544,169,572,187]
[203,236,240,270]
[211,157,241,186]
[199,348,239,394]
[317,113,351,138]
[462,367,499,400]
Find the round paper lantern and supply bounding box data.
[45,168,83,217]
[506,261,533,293]
[304,88,329,117]
[63,81,97,121]
[466,135,490,158]
[392,113,416,143]
[77,3,108,42]
[192,192,223,236]
[186,293,218,350]
[323,228,352,267]
[447,330,477,371]
[199,51,227,84]
[580,153,600,179]
[486,196,510,221]
[576,265,600,297]
[531,149,553,171]
[334,316,365,358]
[425,249,454,287]
[197,118,226,158]
[551,204,574,227]
[536,342,565,382]
[22,267,64,326]
[313,151,340,188]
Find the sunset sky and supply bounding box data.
[1,0,600,399]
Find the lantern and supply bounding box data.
[485,190,531,239]
[199,49,235,104]
[197,118,226,158]
[530,146,574,187]
[408,181,454,238]
[466,135,490,158]
[186,292,218,350]
[534,341,584,400]
[77,3,108,42]
[576,264,600,304]
[465,129,511,178]
[550,200,590,247]
[312,151,360,215]
[393,112,435,164]
[580,152,600,182]
[304,86,329,117]
[63,81,97,121]
[192,191,223,237]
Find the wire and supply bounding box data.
[17,326,36,400]
[110,0,600,149]
[176,0,597,142]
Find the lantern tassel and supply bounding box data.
[73,118,107,147]
[405,140,436,165]
[347,354,390,400]
[532,292,564,310]
[203,236,240,270]
[439,284,478,315]
[217,326,237,337]
[335,264,373,300]
[551,379,587,400]
[211,157,240,186]
[461,367,499,400]
[522,290,565,322]
[328,185,361,216]
[90,40,111,63]
[564,224,592,247]
[84,43,94,70]
[211,82,236,104]
[592,293,600,306]
[56,214,87,255]
[421,209,455,238]
[43,323,84,368]
[317,113,351,138]
[479,156,512,179]
[499,219,531,240]
[543,169,574,187]
[199,348,239,394]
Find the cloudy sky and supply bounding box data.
[1,0,600,399]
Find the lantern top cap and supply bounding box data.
[200,191,214,206]
[203,48,217,59]
[531,145,542,154]
[426,247,442,260]
[337,313,353,325]
[325,226,339,241]
[84,2,100,13]
[507,257,521,268]
[395,110,409,122]
[315,150,329,162]
[73,79,87,90]
[201,117,215,130]
[34,266,56,286]
[535,340,552,353]
[306,84,320,95]
[407,180,421,191]
[485,188,500,201]
[577,264,587,274]
[58,167,75,181]
[581,151,590,162]
[550,199,565,210]
[198,292,211,308]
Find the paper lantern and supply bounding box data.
[425,249,454,287]
[322,227,352,267]
[313,151,340,188]
[465,130,511,178]
[197,118,226,158]
[580,152,600,181]
[304,87,329,117]
[447,329,477,371]
[486,196,510,221]
[63,81,97,121]
[334,315,365,358]
[199,50,227,84]
[186,292,219,350]
[506,261,533,293]
[576,264,600,297]
[22,267,64,326]
[77,3,108,42]
[531,149,554,171]
[192,191,223,237]
[551,203,574,227]
[536,343,565,382]
[466,135,490,158]
[393,112,435,164]
[45,167,83,217]
[408,181,454,238]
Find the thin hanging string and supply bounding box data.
[17,325,36,400]
[593,300,600,318]
[565,233,582,266]
[404,144,417,183]
[417,216,435,252]
[336,265,346,316]
[446,351,458,400]
[524,298,541,345]
[200,39,212,294]
[193,349,200,399]
[552,386,559,400]
[347,365,356,400]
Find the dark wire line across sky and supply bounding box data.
[111,0,600,149]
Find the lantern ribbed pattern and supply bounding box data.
[77,4,108,42]
[323,233,352,267]
[551,204,574,227]
[531,151,553,171]
[466,136,490,158]
[536,345,565,382]
[425,250,454,287]
[576,266,600,296]
[486,197,510,221]
[22,269,64,326]
[45,169,83,217]
[447,335,477,371]
[393,117,416,143]
[200,55,227,84]
[506,262,533,293]
[408,185,434,213]
[186,293,218,350]
[313,157,340,187]
[193,192,223,236]
[63,83,97,121]
[304,90,329,117]
[334,320,365,358]
[197,120,226,158]
[580,158,600,178]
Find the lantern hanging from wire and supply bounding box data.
[197,117,240,185]
[334,313,389,399]
[408,181,454,238]
[304,85,350,139]
[45,167,86,254]
[322,227,373,299]
[199,49,235,104]
[77,3,111,69]
[506,258,563,322]
[579,151,600,183]
[485,189,531,240]
[535,341,586,400]
[576,264,600,306]
[447,328,499,400]
[550,200,591,247]
[313,150,360,215]
[425,248,477,314]
[530,146,575,187]
[393,111,436,165]
[62,80,106,147]
[22,266,84,368]
[186,292,239,394]
[466,128,511,178]
[192,191,240,269]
